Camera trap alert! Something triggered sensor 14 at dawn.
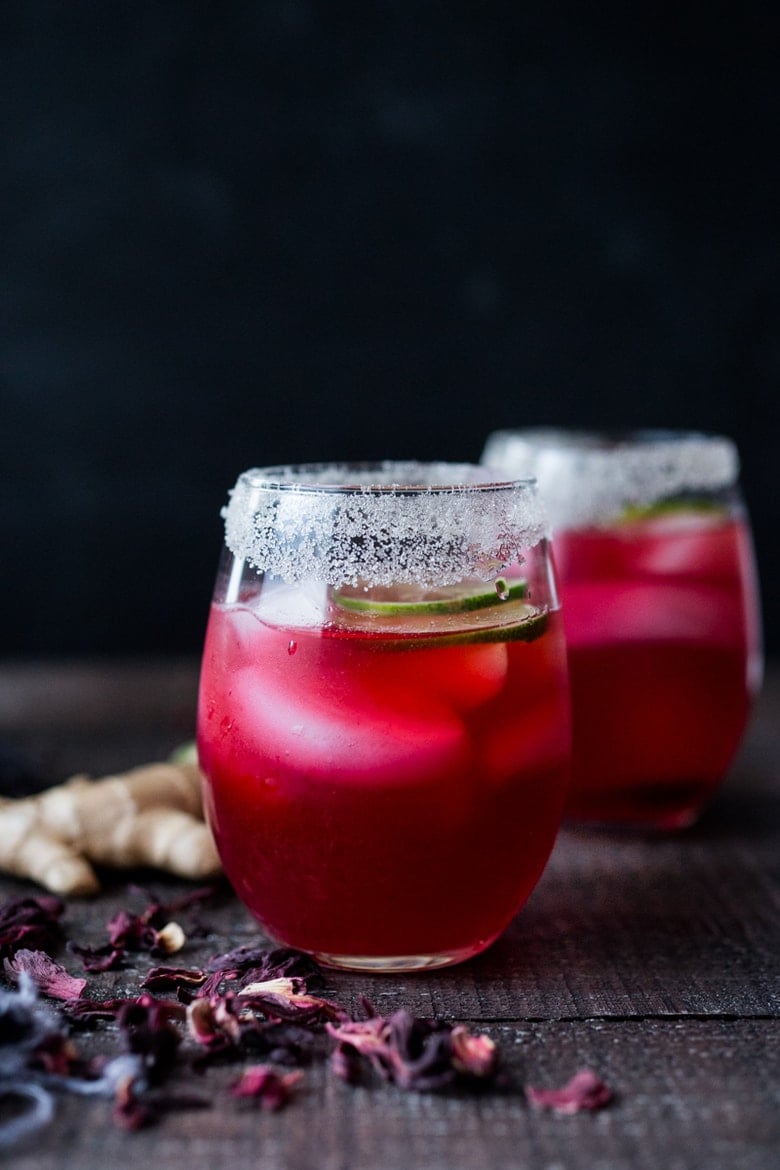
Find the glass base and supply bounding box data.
[312,940,493,973]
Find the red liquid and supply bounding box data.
[554,511,761,828]
[197,597,570,966]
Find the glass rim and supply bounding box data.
[481,428,741,528]
[235,460,539,496]
[483,427,738,456]
[221,460,550,589]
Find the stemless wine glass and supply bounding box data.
[197,461,571,972]
[481,429,763,830]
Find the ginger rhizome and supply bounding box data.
[0,759,222,896]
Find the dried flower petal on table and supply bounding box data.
[327,1004,499,1092]
[98,884,220,964]
[58,992,186,1033]
[238,977,344,1024]
[230,1064,303,1110]
[61,997,143,1025]
[240,1020,318,1066]
[187,993,243,1056]
[116,995,183,1085]
[525,1068,613,1113]
[141,965,209,997]
[1,890,618,1142]
[107,909,184,956]
[68,940,126,973]
[187,991,321,1070]
[112,1067,156,1131]
[26,1031,75,1078]
[207,944,324,986]
[3,948,87,1001]
[112,1073,210,1131]
[0,895,64,960]
[450,1024,498,1078]
[188,944,338,1021]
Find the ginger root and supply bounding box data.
[0,759,222,896]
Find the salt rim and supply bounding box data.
[221,461,548,588]
[481,429,740,529]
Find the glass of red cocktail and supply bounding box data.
[197,462,571,971]
[481,430,762,830]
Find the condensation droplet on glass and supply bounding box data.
[495,577,510,601]
[287,640,298,655]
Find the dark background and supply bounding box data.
[2,3,779,658]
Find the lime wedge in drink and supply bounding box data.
[618,497,727,524]
[331,579,527,616]
[329,580,547,649]
[397,607,548,650]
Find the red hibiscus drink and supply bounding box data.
[482,431,762,829]
[197,463,571,971]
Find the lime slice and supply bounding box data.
[331,579,528,616]
[618,497,727,523]
[330,604,549,651]
[329,579,548,650]
[397,607,548,650]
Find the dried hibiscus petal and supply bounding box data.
[239,1020,317,1066]
[141,965,208,997]
[61,997,143,1025]
[187,994,242,1055]
[116,996,182,1085]
[0,895,64,960]
[450,1025,498,1079]
[27,1028,84,1077]
[238,977,343,1024]
[327,1014,390,1080]
[111,1061,156,1131]
[106,908,145,948]
[230,1065,303,1110]
[68,941,125,973]
[327,1007,498,1092]
[4,949,87,1002]
[187,992,321,1071]
[192,946,330,1008]
[525,1068,613,1114]
[385,1011,461,1091]
[107,909,185,957]
[102,885,219,960]
[208,945,323,986]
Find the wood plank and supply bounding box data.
[1,659,778,1168]
[0,671,778,1024]
[1,782,777,1025]
[5,1020,778,1170]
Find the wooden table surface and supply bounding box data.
[1,658,778,1170]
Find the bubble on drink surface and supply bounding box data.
[221,462,548,588]
[481,430,740,530]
